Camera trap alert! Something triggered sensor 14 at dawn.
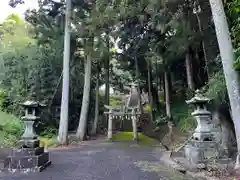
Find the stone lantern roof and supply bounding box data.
[186,90,211,105]
[19,100,46,108]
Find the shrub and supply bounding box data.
[202,71,228,106]
[40,127,57,138]
[110,95,122,107]
[3,119,24,137]
[144,104,151,112]
[0,110,23,146]
[178,116,196,133]
[234,48,240,70]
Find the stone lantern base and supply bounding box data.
[3,139,51,172]
[184,140,219,164]
[19,138,40,148]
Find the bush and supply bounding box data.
[178,116,196,133]
[0,110,23,146]
[202,71,228,106]
[40,127,57,138]
[3,133,19,146]
[3,119,24,137]
[144,104,151,112]
[110,95,122,107]
[233,48,240,70]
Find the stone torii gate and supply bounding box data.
[104,82,141,141]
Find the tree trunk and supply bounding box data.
[209,0,240,168]
[91,65,100,135]
[134,57,144,114]
[163,73,166,102]
[164,71,171,118]
[185,50,195,90]
[147,60,153,122]
[76,50,92,141]
[105,34,110,106]
[196,13,209,79]
[58,0,71,145]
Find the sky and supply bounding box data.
[0,0,38,21]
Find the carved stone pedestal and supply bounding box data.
[185,140,219,164]
[3,141,51,172]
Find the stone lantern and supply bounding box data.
[20,100,45,147]
[184,90,219,165]
[186,90,213,141]
[3,99,51,172]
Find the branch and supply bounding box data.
[9,0,24,8]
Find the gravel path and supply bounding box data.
[0,142,205,180]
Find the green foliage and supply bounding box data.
[202,71,228,104]
[178,116,196,133]
[226,0,240,47]
[110,95,123,107]
[0,89,5,109]
[233,47,240,70]
[171,101,196,133]
[154,115,169,131]
[5,0,240,143]
[0,14,34,51]
[39,136,57,148]
[3,119,23,137]
[144,104,151,112]
[0,110,23,146]
[171,102,190,122]
[40,127,58,138]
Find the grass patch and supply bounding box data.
[112,132,159,145]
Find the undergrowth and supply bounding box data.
[0,110,24,146]
[0,110,57,147]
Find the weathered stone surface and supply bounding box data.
[19,139,40,148]
[9,147,44,157]
[185,144,204,164]
[3,152,50,171]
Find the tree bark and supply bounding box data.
[164,71,171,118]
[76,47,92,141]
[209,0,240,168]
[195,12,209,79]
[134,57,144,114]
[91,64,100,135]
[105,34,110,106]
[147,60,153,122]
[163,73,166,102]
[185,50,195,90]
[58,0,71,145]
